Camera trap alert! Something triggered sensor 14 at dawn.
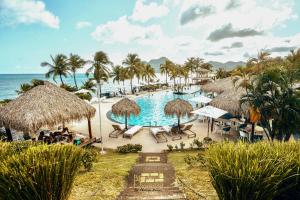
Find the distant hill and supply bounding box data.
[148,57,168,72]
[208,61,246,70]
[147,57,246,72]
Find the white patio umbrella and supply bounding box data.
[191,105,228,137]
[190,95,212,104]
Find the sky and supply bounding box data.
[0,0,300,74]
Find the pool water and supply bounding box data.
[108,90,201,126]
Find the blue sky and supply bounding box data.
[0,0,300,74]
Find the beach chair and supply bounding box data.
[170,126,182,141]
[150,127,168,143]
[109,124,126,138]
[181,124,196,138]
[123,125,143,139]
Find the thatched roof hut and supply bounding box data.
[209,88,248,115]
[164,98,193,127]
[111,98,141,129]
[201,77,235,94]
[0,82,96,136]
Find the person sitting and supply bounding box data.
[38,131,45,141]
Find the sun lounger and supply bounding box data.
[109,124,126,138]
[123,125,143,139]
[181,124,196,138]
[150,128,168,143]
[170,126,182,141]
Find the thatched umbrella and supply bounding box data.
[164,98,193,130]
[210,88,247,115]
[0,82,96,138]
[111,98,141,129]
[201,77,235,94]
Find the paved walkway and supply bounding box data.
[118,153,186,200]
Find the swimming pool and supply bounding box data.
[108,89,201,126]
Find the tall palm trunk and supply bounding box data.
[165,73,168,85]
[130,78,133,94]
[73,72,78,89]
[59,74,64,85]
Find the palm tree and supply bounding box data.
[68,54,86,89]
[216,68,228,79]
[111,65,124,84]
[160,59,175,85]
[86,51,112,97]
[122,53,142,93]
[231,66,252,93]
[246,51,270,73]
[241,67,300,141]
[81,79,96,93]
[41,54,69,85]
[143,63,156,87]
[16,79,45,95]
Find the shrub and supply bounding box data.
[193,138,203,149]
[167,144,173,151]
[174,144,179,150]
[81,148,98,171]
[0,143,84,200]
[206,141,300,200]
[116,144,142,153]
[184,153,206,168]
[180,142,185,150]
[75,92,92,101]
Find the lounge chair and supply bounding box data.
[170,126,182,141]
[123,125,143,139]
[109,124,126,138]
[150,127,168,143]
[181,124,196,138]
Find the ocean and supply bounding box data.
[0,73,167,100]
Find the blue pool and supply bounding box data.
[108,90,201,126]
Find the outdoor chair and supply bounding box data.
[239,130,249,142]
[150,127,168,143]
[221,126,231,136]
[109,124,126,138]
[170,126,182,141]
[181,124,196,138]
[123,125,143,139]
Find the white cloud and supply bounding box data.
[130,0,169,22]
[90,0,299,63]
[91,16,163,44]
[0,0,59,28]
[76,21,92,29]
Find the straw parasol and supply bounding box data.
[209,88,248,116]
[111,98,141,129]
[164,98,193,129]
[201,77,235,94]
[0,82,96,137]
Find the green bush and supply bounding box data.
[0,142,84,200]
[184,153,206,168]
[193,138,203,149]
[116,144,142,153]
[167,144,173,151]
[75,92,92,101]
[180,142,185,150]
[206,141,300,200]
[81,147,98,171]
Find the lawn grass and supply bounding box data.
[69,151,138,200]
[168,150,218,200]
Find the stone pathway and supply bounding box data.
[118,153,186,200]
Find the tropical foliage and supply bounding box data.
[41,54,69,85]
[0,142,85,200]
[68,54,86,89]
[206,141,300,200]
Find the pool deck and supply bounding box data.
[68,90,235,152]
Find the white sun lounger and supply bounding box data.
[150,127,168,143]
[123,125,143,139]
